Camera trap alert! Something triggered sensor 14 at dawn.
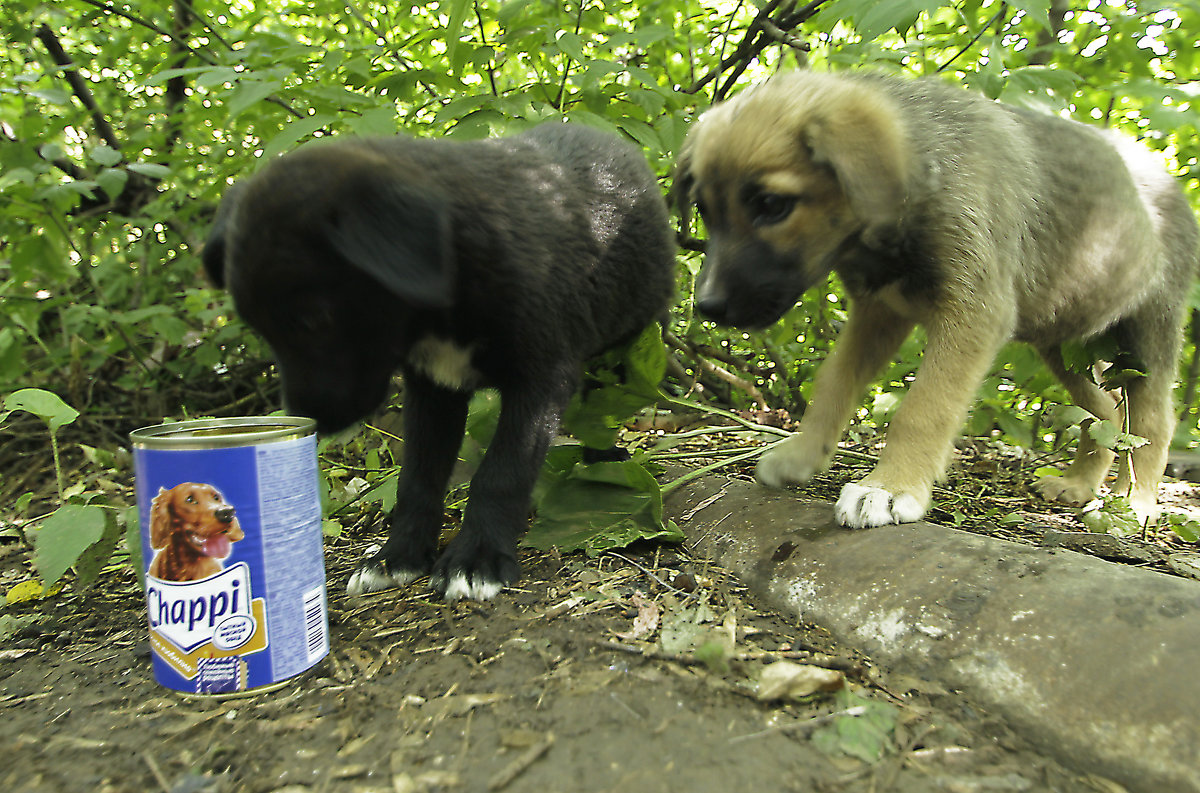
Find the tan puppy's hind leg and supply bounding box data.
[1115,309,1185,524]
[1033,346,1119,506]
[1116,350,1178,525]
[1118,376,1172,524]
[837,316,1007,528]
[757,298,914,489]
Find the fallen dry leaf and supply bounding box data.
[756,661,845,702]
[615,593,660,641]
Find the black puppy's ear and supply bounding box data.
[329,183,454,309]
[202,180,247,288]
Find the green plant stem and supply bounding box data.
[663,395,790,437]
[50,430,64,503]
[661,446,768,498]
[652,448,760,461]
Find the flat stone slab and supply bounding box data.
[665,472,1200,793]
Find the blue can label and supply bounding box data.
[134,432,328,694]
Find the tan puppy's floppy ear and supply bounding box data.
[802,99,911,247]
[149,486,173,549]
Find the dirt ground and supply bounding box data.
[3,523,1131,793]
[7,418,1198,793]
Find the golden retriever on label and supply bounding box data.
[674,70,1199,528]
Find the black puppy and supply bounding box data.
[203,123,676,601]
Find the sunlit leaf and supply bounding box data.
[3,388,79,434]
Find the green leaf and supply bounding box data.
[351,105,400,137]
[126,162,171,179]
[33,505,107,587]
[141,65,227,86]
[694,639,732,674]
[812,690,899,763]
[195,66,240,89]
[96,167,128,201]
[555,30,586,62]
[1003,65,1080,97]
[89,145,122,167]
[855,0,949,40]
[226,78,282,119]
[525,457,683,555]
[263,115,335,160]
[562,324,665,449]
[39,142,64,162]
[1087,420,1148,452]
[1007,0,1051,29]
[1047,404,1094,430]
[441,0,473,73]
[625,323,667,395]
[1166,514,1200,543]
[0,327,24,383]
[72,509,123,591]
[1080,496,1141,537]
[1059,340,1094,376]
[2,388,80,434]
[1099,368,1145,390]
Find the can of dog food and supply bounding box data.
[130,416,329,696]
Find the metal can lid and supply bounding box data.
[129,416,317,449]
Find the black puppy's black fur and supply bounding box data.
[203,124,675,601]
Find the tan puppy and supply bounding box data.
[674,70,1198,527]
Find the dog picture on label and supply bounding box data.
[674,70,1199,528]
[148,482,244,582]
[204,123,675,601]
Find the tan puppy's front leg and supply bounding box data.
[757,298,914,488]
[836,316,1008,528]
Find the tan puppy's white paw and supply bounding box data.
[755,435,831,489]
[835,483,926,528]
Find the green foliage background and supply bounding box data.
[3,0,1200,585]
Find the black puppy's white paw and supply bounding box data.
[430,542,519,602]
[436,571,504,601]
[346,559,424,595]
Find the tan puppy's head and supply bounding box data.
[674,71,913,327]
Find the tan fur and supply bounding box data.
[675,70,1199,528]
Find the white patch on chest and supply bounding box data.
[407,336,480,391]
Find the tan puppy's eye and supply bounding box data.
[747,192,797,227]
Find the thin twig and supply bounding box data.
[729,705,867,744]
[487,733,555,791]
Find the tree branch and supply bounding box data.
[34,24,123,152]
[683,0,825,100]
[666,332,770,410]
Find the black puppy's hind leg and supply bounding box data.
[432,374,575,601]
[347,372,470,595]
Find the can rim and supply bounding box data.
[129,416,316,448]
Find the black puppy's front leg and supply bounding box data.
[347,372,469,595]
[432,377,574,601]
